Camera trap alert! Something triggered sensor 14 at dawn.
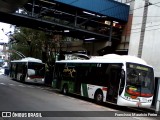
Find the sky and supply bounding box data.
[0,22,14,50]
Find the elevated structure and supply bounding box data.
[53,0,129,22]
[0,0,129,41]
[0,0,130,56]
[0,0,29,13]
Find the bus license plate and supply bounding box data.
[141,98,147,102]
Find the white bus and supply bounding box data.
[52,54,154,108]
[10,57,45,84]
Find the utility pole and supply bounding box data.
[137,0,149,58]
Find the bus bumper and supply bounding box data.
[25,78,45,84]
[117,96,152,108]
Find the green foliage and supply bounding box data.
[10,27,69,64]
[10,27,49,62]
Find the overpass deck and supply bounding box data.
[0,0,130,41]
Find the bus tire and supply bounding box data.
[62,84,68,95]
[94,90,103,104]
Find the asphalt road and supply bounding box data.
[0,75,159,120]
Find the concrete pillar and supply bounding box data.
[155,78,160,114]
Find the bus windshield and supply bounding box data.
[28,62,45,77]
[126,63,154,98]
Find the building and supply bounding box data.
[128,0,160,78]
[0,52,5,66]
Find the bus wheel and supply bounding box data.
[94,90,103,104]
[62,84,68,95]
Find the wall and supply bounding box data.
[128,0,160,77]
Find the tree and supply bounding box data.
[11,27,49,62]
[10,27,73,63]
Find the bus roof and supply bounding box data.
[56,54,149,66]
[11,57,43,63]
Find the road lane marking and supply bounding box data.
[9,84,15,86]
[26,86,35,88]
[43,88,53,91]
[0,83,5,85]
[18,85,26,87]
[40,88,45,90]
[58,94,64,97]
[36,87,42,89]
[68,97,76,100]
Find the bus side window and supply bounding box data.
[104,74,110,86]
[76,65,88,84]
[87,64,108,86]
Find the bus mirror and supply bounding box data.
[28,69,35,76]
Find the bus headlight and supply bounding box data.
[42,79,44,82]
[27,77,30,80]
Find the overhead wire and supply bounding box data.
[67,0,160,30]
[124,1,160,35]
[112,24,160,37]
[67,0,133,18]
[32,0,160,37]
[85,0,160,19]
[42,0,160,40]
[112,22,160,37]
[67,0,160,37]
[128,1,160,26]
[97,0,160,37]
[110,1,160,36]
[110,1,160,23]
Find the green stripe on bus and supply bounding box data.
[52,80,56,88]
[82,84,88,97]
[68,81,75,93]
[61,80,74,93]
